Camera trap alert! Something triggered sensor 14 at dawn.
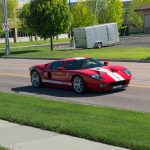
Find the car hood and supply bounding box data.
[77,65,130,82]
[78,66,125,74]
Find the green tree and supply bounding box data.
[28,0,71,50]
[19,3,34,41]
[128,0,150,30]
[7,0,19,42]
[86,0,96,12]
[96,0,123,28]
[71,0,97,28]
[0,2,3,35]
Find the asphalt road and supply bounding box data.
[0,58,150,112]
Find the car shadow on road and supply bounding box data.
[11,85,125,98]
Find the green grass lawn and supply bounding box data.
[0,38,69,49]
[0,147,8,150]
[0,38,150,60]
[1,92,150,150]
[0,46,150,60]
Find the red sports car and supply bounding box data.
[30,57,132,93]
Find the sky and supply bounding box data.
[19,0,29,2]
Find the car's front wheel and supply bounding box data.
[31,71,42,88]
[72,76,86,93]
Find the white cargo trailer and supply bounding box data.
[73,23,119,48]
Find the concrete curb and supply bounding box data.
[100,59,150,63]
[1,56,150,63]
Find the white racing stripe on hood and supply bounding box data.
[113,72,124,81]
[92,67,124,81]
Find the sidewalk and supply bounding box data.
[0,34,68,44]
[0,120,129,150]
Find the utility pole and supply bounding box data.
[95,0,98,24]
[2,0,10,55]
[95,0,98,15]
[68,0,72,39]
[69,0,71,9]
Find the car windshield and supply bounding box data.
[66,58,104,70]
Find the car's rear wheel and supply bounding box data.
[72,76,86,93]
[31,71,42,88]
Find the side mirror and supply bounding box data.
[104,61,109,66]
[57,67,64,71]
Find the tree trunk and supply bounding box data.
[29,35,30,41]
[31,34,33,41]
[14,28,17,43]
[35,34,38,41]
[68,32,71,39]
[50,36,53,51]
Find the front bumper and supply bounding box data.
[87,79,130,91]
[100,80,130,91]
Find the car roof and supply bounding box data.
[61,57,86,61]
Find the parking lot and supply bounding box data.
[113,34,150,48]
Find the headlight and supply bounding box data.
[91,74,104,80]
[122,69,132,76]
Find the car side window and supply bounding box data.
[66,60,82,70]
[51,61,64,70]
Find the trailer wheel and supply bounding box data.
[97,42,102,48]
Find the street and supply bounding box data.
[0,58,150,112]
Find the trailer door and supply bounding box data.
[106,23,119,44]
[86,28,96,48]
[74,28,87,48]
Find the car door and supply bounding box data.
[43,61,71,86]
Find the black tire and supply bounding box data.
[31,71,42,88]
[72,76,86,93]
[97,42,102,48]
